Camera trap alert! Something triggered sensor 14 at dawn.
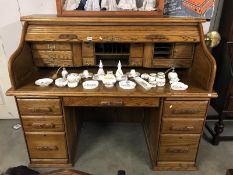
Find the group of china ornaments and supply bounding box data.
[63,0,156,11]
[35,61,188,91]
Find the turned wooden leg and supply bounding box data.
[213,115,224,145]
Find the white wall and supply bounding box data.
[0,0,56,119]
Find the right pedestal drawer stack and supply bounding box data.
[157,100,208,170]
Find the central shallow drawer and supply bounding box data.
[158,134,200,161]
[25,132,67,159]
[21,116,64,132]
[161,118,204,134]
[163,101,208,117]
[17,99,62,115]
[63,97,160,107]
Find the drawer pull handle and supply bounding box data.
[172,109,199,114]
[166,148,189,153]
[29,107,52,113]
[170,126,194,131]
[59,34,78,40]
[100,101,124,106]
[35,146,58,151]
[32,123,55,129]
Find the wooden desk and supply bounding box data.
[6,16,217,171]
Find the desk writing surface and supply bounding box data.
[6,69,217,98]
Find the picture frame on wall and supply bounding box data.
[56,0,164,17]
[164,0,215,19]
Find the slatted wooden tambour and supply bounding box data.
[6,16,217,170]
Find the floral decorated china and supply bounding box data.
[35,78,53,87]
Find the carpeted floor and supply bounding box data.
[0,119,232,175]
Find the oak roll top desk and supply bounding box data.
[6,16,217,171]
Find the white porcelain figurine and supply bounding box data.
[140,0,156,11]
[115,61,124,80]
[61,67,68,79]
[101,0,118,11]
[118,0,137,10]
[97,60,105,76]
[63,0,81,10]
[85,0,100,11]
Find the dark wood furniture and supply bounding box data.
[56,0,164,17]
[6,16,217,170]
[206,0,233,145]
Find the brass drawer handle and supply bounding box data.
[100,101,124,106]
[32,123,55,129]
[166,148,189,153]
[35,146,58,151]
[170,126,194,131]
[172,109,199,114]
[48,44,56,50]
[29,107,52,113]
[59,34,78,40]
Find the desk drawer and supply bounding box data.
[21,116,64,132]
[163,101,208,117]
[33,50,73,67]
[17,99,62,115]
[25,132,67,159]
[63,97,160,107]
[32,42,72,51]
[161,118,204,134]
[158,135,200,161]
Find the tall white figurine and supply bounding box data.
[97,60,105,76]
[115,61,124,80]
[140,0,156,11]
[63,0,81,10]
[61,67,68,79]
[85,0,100,11]
[118,0,137,10]
[101,0,118,11]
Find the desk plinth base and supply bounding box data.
[29,159,72,168]
[154,162,197,171]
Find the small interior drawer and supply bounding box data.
[32,42,72,51]
[33,50,73,67]
[82,57,95,66]
[173,43,194,58]
[161,118,204,134]
[63,97,160,107]
[158,134,200,161]
[129,57,143,66]
[21,116,64,132]
[17,99,62,115]
[163,101,208,117]
[25,132,67,159]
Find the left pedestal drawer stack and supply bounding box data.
[17,98,69,167]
